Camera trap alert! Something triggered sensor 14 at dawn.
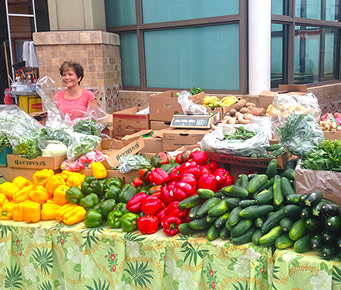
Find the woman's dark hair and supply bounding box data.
[59,61,84,84]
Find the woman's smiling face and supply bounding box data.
[62,68,81,88]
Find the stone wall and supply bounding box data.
[33,31,122,113]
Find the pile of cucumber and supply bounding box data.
[177,158,341,261]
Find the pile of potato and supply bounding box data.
[319,112,341,131]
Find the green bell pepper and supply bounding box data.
[118,184,138,203]
[138,185,151,194]
[119,213,138,232]
[98,199,116,218]
[160,162,179,174]
[81,178,105,197]
[115,202,130,214]
[107,210,123,228]
[106,177,123,189]
[65,186,84,204]
[80,193,100,209]
[104,185,121,201]
[84,209,103,228]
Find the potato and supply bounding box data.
[229,109,237,116]
[240,107,250,114]
[246,102,256,107]
[234,99,247,111]
[249,107,265,116]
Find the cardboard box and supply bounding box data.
[259,85,307,108]
[19,95,43,113]
[150,121,170,130]
[7,154,66,170]
[323,131,341,140]
[0,167,61,181]
[162,129,210,151]
[80,169,138,184]
[295,161,341,204]
[122,129,165,153]
[149,90,205,122]
[228,164,265,181]
[113,106,149,138]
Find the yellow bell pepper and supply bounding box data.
[0,201,14,220]
[12,176,32,189]
[66,172,86,187]
[0,193,8,207]
[45,175,65,196]
[53,185,70,206]
[23,200,41,223]
[56,203,78,221]
[13,202,25,222]
[41,202,61,220]
[0,182,20,200]
[29,185,49,205]
[63,205,86,225]
[91,162,107,179]
[60,170,72,182]
[13,184,34,203]
[32,169,54,187]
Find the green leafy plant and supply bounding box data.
[224,126,257,141]
[124,261,153,288]
[5,263,23,289]
[73,120,101,136]
[0,132,10,152]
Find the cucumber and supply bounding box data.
[219,227,230,240]
[252,180,272,198]
[259,226,282,247]
[320,245,336,260]
[280,177,296,197]
[189,217,211,230]
[252,229,263,246]
[305,218,322,232]
[275,234,294,249]
[197,188,215,199]
[265,159,278,179]
[337,237,341,249]
[286,194,302,205]
[325,216,340,231]
[285,158,297,170]
[207,225,220,241]
[206,215,218,223]
[178,195,202,210]
[230,219,253,237]
[239,205,274,219]
[234,178,241,187]
[281,168,295,180]
[273,175,284,206]
[226,206,242,228]
[322,203,341,217]
[304,189,323,207]
[280,218,293,232]
[262,208,286,234]
[214,191,225,198]
[254,217,264,229]
[289,218,306,241]
[312,200,329,217]
[248,173,258,180]
[196,197,221,218]
[311,234,323,249]
[214,212,230,229]
[225,198,241,209]
[322,230,335,244]
[208,199,229,217]
[247,174,268,194]
[225,220,232,230]
[222,185,249,198]
[294,233,313,253]
[300,207,312,219]
[189,204,201,221]
[298,195,308,207]
[255,189,273,205]
[284,205,301,219]
[232,227,256,245]
[239,174,249,189]
[178,223,202,235]
[239,199,258,208]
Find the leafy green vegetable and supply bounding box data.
[12,138,41,159]
[224,126,257,141]
[73,120,101,136]
[189,87,205,95]
[0,133,11,152]
[35,127,70,146]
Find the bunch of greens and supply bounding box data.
[189,87,205,95]
[67,133,101,158]
[301,140,341,171]
[12,138,41,159]
[35,127,71,146]
[73,119,101,136]
[0,133,11,152]
[118,154,151,173]
[224,126,257,141]
[275,113,323,158]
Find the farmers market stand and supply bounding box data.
[0,219,340,289]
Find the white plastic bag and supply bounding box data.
[178,91,207,115]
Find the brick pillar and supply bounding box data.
[33,31,122,113]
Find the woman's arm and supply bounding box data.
[88,98,99,118]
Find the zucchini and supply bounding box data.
[337,237,341,249]
[222,185,249,198]
[196,197,221,218]
[232,227,256,245]
[275,234,294,249]
[305,218,322,233]
[208,199,229,217]
[280,177,296,197]
[259,226,282,247]
[197,188,215,199]
[265,159,278,179]
[304,189,323,207]
[273,175,284,206]
[279,218,293,232]
[300,207,312,219]
[322,230,335,244]
[254,217,264,229]
[247,174,268,194]
[189,217,211,230]
[255,189,273,205]
[262,208,286,234]
[298,195,308,207]
[311,234,323,249]
[225,198,241,209]
[320,245,336,260]
[281,168,295,180]
[252,229,263,246]
[239,199,257,208]
[321,203,341,217]
[189,204,201,221]
[325,216,340,231]
[239,174,249,189]
[230,219,253,238]
[312,200,329,217]
[284,205,301,219]
[206,215,218,224]
[178,223,202,235]
[285,158,298,170]
[294,233,313,253]
[214,212,230,229]
[226,206,242,228]
[207,225,220,241]
[289,218,306,241]
[239,205,274,219]
[219,227,230,240]
[178,195,202,210]
[286,194,302,205]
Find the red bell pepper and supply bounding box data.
[126,192,147,213]
[170,166,181,181]
[160,181,176,205]
[175,151,190,164]
[132,177,144,188]
[179,173,197,188]
[174,181,195,198]
[148,185,162,199]
[200,165,212,176]
[156,208,168,225]
[150,152,170,168]
[139,168,151,181]
[162,216,182,236]
[137,215,159,235]
[179,161,197,172]
[207,161,218,172]
[149,168,170,185]
[167,201,190,220]
[189,150,208,165]
[179,161,201,178]
[197,173,217,192]
[141,195,163,215]
[213,168,234,190]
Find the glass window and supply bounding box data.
[105,0,136,27]
[120,33,140,87]
[144,24,240,90]
[272,0,288,15]
[295,0,321,19]
[322,28,339,81]
[325,0,339,21]
[142,0,239,24]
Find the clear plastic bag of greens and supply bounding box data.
[200,123,270,157]
[118,154,151,173]
[178,90,207,115]
[66,129,101,159]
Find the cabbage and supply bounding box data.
[42,142,67,157]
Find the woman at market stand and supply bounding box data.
[54,61,98,121]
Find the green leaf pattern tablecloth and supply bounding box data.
[0,220,340,289]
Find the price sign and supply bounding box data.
[170,113,219,129]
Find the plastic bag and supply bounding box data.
[200,123,270,157]
[60,150,105,171]
[66,129,101,159]
[41,141,67,157]
[178,91,207,115]
[118,154,150,173]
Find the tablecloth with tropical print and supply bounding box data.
[0,220,340,290]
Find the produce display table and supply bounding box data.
[0,220,340,290]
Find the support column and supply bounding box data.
[249,0,271,95]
